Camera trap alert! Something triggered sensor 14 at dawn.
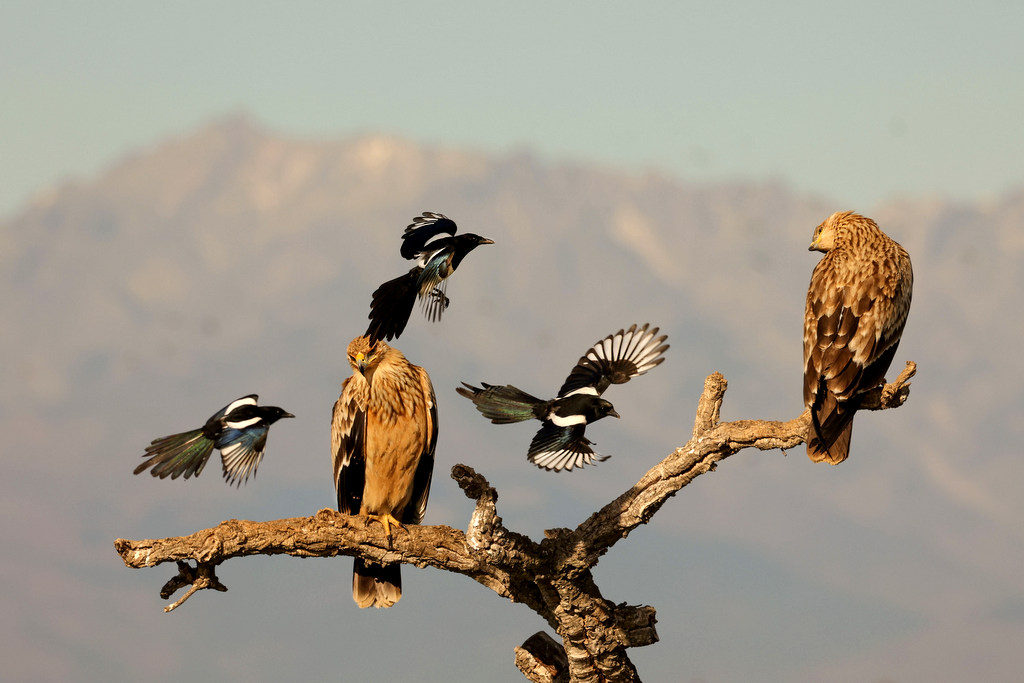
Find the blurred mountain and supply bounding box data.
[2,115,830,398]
[3,115,1023,683]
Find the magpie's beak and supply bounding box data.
[283,412,295,419]
[609,408,621,419]
[480,238,495,245]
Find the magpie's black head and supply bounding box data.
[259,406,295,426]
[446,233,493,271]
[458,233,495,250]
[591,398,620,422]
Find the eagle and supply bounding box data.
[803,211,913,464]
[331,335,437,608]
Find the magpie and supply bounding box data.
[366,212,494,342]
[457,323,668,472]
[133,394,294,487]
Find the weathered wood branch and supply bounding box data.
[554,361,916,577]
[115,361,915,682]
[516,631,570,683]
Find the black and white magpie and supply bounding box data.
[366,212,493,342]
[457,323,668,472]
[133,394,294,487]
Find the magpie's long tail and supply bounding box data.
[134,428,216,480]
[365,269,419,343]
[455,382,545,424]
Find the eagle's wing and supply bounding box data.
[332,377,366,515]
[404,365,438,525]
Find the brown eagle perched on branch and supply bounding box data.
[331,335,437,607]
[803,211,913,464]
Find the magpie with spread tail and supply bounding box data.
[457,323,668,472]
[133,395,294,487]
[366,212,493,342]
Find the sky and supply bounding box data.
[3,1,1024,220]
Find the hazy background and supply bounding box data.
[3,3,1023,682]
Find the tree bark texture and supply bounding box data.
[115,362,916,682]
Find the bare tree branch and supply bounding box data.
[160,561,228,612]
[516,631,570,683]
[115,361,915,683]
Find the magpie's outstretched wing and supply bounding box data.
[527,423,609,472]
[400,212,458,260]
[216,425,269,487]
[366,269,420,343]
[558,323,669,397]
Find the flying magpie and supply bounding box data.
[457,323,668,472]
[366,212,493,342]
[133,394,294,487]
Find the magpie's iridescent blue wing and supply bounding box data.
[419,284,450,323]
[216,425,269,487]
[415,259,453,319]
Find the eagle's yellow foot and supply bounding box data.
[367,513,403,548]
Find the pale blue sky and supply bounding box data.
[3,1,1024,218]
